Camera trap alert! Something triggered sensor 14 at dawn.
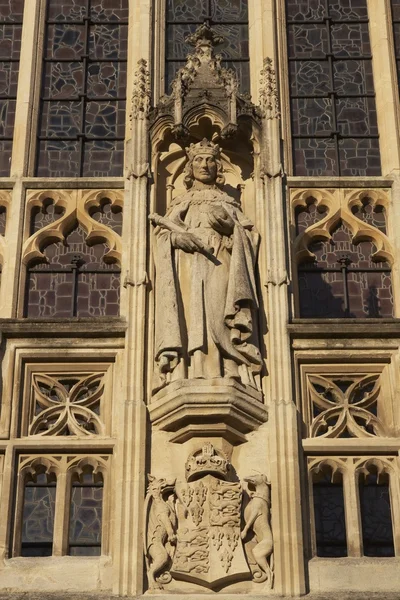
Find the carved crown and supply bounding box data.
[186,138,220,161]
[185,443,229,481]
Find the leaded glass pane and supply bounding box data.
[298,221,393,318]
[0,0,24,176]
[21,472,56,557]
[36,0,128,177]
[286,0,381,176]
[25,223,121,318]
[391,0,400,96]
[69,470,103,556]
[313,470,347,557]
[359,473,395,557]
[165,0,249,92]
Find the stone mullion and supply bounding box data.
[0,447,15,559]
[343,465,363,557]
[0,1,44,318]
[367,0,400,175]
[11,0,44,177]
[390,457,400,555]
[113,1,151,594]
[263,110,306,594]
[52,466,70,557]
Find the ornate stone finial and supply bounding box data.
[131,59,151,121]
[186,138,221,161]
[259,58,280,120]
[185,443,229,481]
[185,22,224,49]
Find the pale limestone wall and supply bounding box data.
[0,0,397,598]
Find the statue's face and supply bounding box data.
[192,153,217,184]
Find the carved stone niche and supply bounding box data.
[148,24,267,445]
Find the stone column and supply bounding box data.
[260,59,306,597]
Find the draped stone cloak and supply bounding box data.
[153,186,262,389]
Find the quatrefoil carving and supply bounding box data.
[29,372,105,436]
[307,373,387,438]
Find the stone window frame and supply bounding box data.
[308,456,400,559]
[12,453,110,558]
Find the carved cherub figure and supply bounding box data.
[241,474,273,587]
[144,475,177,589]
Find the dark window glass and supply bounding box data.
[286,0,381,176]
[166,0,249,92]
[0,0,24,176]
[25,198,122,318]
[36,0,128,177]
[312,468,347,557]
[21,470,56,557]
[359,470,395,557]
[296,203,393,318]
[69,467,103,556]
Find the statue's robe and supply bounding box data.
[153,184,262,390]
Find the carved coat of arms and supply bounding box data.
[144,443,273,591]
[172,474,249,587]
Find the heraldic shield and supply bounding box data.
[171,474,251,588]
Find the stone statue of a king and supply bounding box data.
[150,139,262,392]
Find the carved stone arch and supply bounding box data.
[67,455,108,479]
[79,189,123,264]
[19,455,61,480]
[355,457,395,481]
[22,190,76,267]
[309,457,346,483]
[292,188,394,266]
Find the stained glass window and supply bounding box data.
[24,198,122,318]
[312,467,347,557]
[21,469,56,557]
[36,0,128,177]
[296,204,393,318]
[166,0,249,92]
[69,467,103,556]
[286,0,381,176]
[359,469,395,557]
[0,0,24,176]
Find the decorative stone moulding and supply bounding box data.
[148,379,267,445]
[150,22,262,140]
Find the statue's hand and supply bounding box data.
[207,208,235,235]
[171,232,209,254]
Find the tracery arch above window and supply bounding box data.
[292,189,394,318]
[165,0,249,92]
[285,0,381,176]
[36,0,128,177]
[0,0,24,176]
[22,189,123,318]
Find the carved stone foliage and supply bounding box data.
[144,443,273,591]
[131,59,151,121]
[300,364,392,439]
[259,58,280,120]
[291,188,394,318]
[20,362,113,438]
[150,23,261,139]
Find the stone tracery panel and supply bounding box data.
[21,189,123,318]
[291,188,394,318]
[19,360,113,438]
